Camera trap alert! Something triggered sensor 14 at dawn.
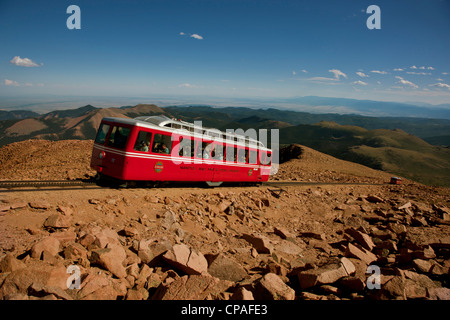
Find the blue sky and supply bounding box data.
[1,0,450,106]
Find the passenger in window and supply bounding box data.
[139,141,149,152]
[160,143,170,154]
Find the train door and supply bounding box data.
[194,139,214,182]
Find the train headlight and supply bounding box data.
[99,151,106,159]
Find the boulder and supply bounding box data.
[90,243,127,278]
[253,273,295,300]
[345,243,378,265]
[206,253,247,282]
[31,236,61,259]
[242,233,273,254]
[152,274,233,300]
[297,258,355,290]
[0,254,26,273]
[163,244,208,275]
[0,263,68,299]
[43,214,71,230]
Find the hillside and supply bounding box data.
[0,104,166,147]
[279,122,450,187]
[0,139,449,301]
[0,140,393,184]
[0,104,449,187]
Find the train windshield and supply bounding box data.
[95,123,110,144]
[107,125,131,149]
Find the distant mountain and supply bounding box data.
[165,105,450,144]
[0,110,40,121]
[0,104,167,147]
[279,121,450,187]
[0,103,449,186]
[276,96,450,119]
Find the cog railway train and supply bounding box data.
[90,115,273,186]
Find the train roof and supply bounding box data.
[101,115,270,150]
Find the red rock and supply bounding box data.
[206,253,247,282]
[152,274,233,300]
[0,263,68,299]
[297,258,354,290]
[78,273,118,300]
[345,227,375,251]
[10,202,28,210]
[231,287,254,300]
[43,214,71,229]
[29,201,51,210]
[90,243,127,278]
[345,243,378,265]
[242,233,274,254]
[31,236,61,259]
[366,195,384,203]
[253,273,295,300]
[57,205,73,216]
[64,242,88,261]
[299,232,326,241]
[0,254,26,273]
[428,287,450,300]
[163,243,208,275]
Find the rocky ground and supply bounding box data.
[0,139,449,300]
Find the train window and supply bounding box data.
[151,134,172,155]
[178,137,193,157]
[237,148,247,163]
[195,142,212,159]
[225,146,236,162]
[264,152,272,165]
[107,126,130,149]
[211,143,224,161]
[249,150,257,164]
[133,131,152,152]
[95,123,110,144]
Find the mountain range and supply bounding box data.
[0,103,449,187]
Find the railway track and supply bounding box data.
[0,179,99,190]
[0,179,388,192]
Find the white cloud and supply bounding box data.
[10,56,41,67]
[427,66,435,70]
[308,77,335,81]
[395,76,418,89]
[352,80,368,86]
[4,79,44,87]
[429,82,450,89]
[179,32,203,40]
[356,72,369,78]
[292,71,297,76]
[301,69,308,73]
[329,69,347,80]
[442,72,449,75]
[406,72,431,75]
[419,66,425,70]
[178,83,198,88]
[4,79,19,86]
[370,70,388,74]
[394,68,404,71]
[190,34,203,40]
[410,65,417,69]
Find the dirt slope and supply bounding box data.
[0,140,449,301]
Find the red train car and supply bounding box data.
[90,115,273,186]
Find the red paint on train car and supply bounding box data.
[90,116,273,184]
